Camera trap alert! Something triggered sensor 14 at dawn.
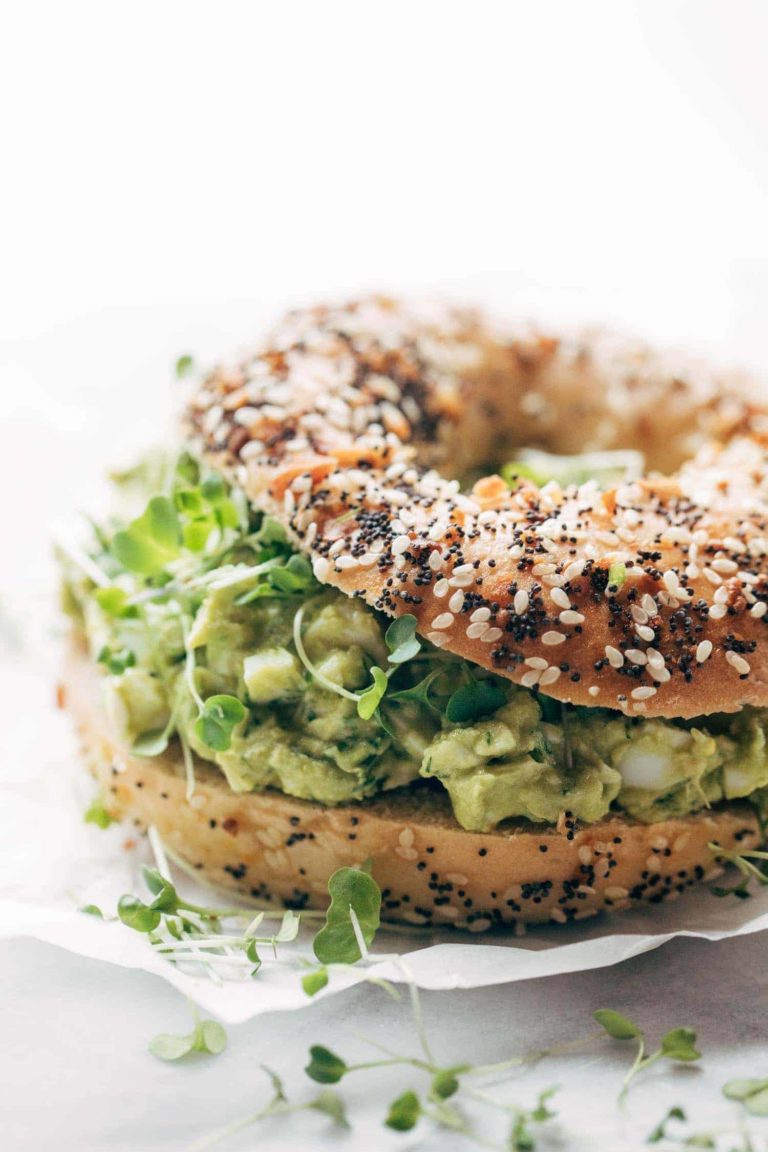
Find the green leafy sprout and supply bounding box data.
[293,603,508,729]
[594,1008,701,1105]
[175,354,195,378]
[149,1003,227,1062]
[501,448,643,492]
[646,1083,768,1149]
[110,831,393,988]
[83,797,115,829]
[187,973,572,1152]
[708,842,768,899]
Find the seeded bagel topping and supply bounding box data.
[186,297,768,720]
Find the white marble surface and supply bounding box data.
[3,930,768,1152]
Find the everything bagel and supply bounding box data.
[59,297,768,927]
[188,297,768,719]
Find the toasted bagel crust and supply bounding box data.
[186,298,768,719]
[64,643,760,927]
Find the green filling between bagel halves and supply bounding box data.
[59,450,768,833]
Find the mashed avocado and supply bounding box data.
[59,452,768,833]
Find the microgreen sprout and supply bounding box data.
[149,1004,227,1062]
[312,864,382,965]
[646,1105,688,1143]
[607,561,627,591]
[184,1067,348,1152]
[94,586,138,618]
[502,448,643,492]
[116,863,307,980]
[78,904,105,918]
[444,679,506,724]
[646,1090,768,1150]
[193,694,246,752]
[112,495,182,575]
[131,711,176,758]
[708,842,768,899]
[723,1077,768,1115]
[110,834,394,989]
[293,606,425,722]
[83,798,115,829]
[175,354,195,378]
[594,1008,701,1104]
[294,606,506,730]
[97,644,135,675]
[299,980,564,1148]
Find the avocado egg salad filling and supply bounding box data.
[59,450,768,834]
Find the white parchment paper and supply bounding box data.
[4,588,768,1025]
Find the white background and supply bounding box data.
[4,2,768,1150]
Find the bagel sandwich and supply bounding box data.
[58,297,768,929]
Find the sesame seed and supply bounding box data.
[631,686,657,700]
[392,534,410,555]
[560,610,585,625]
[448,590,465,613]
[712,557,738,574]
[431,612,454,630]
[525,657,548,669]
[709,603,728,620]
[470,607,491,623]
[481,627,503,643]
[605,645,624,668]
[541,631,566,646]
[312,556,330,582]
[696,640,713,662]
[539,666,561,686]
[588,686,600,697]
[563,559,586,581]
[434,578,450,598]
[751,602,767,618]
[513,590,529,615]
[428,550,444,571]
[626,649,648,666]
[726,651,751,676]
[466,622,489,639]
[649,665,671,682]
[520,669,541,688]
[427,631,450,648]
[663,570,681,594]
[635,624,655,643]
[550,587,570,610]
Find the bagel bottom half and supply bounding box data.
[62,640,762,930]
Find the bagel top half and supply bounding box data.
[186,297,768,721]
